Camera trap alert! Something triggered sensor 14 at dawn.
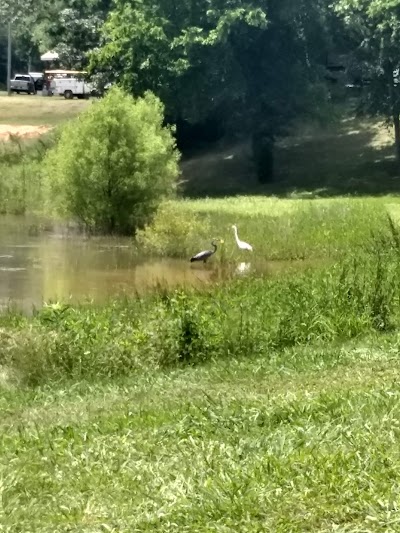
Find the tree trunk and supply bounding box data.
[394,113,400,167]
[7,22,11,96]
[252,131,275,183]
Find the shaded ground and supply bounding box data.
[182,107,400,198]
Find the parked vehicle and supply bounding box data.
[29,72,44,91]
[10,74,35,94]
[46,70,96,99]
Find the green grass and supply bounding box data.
[0,223,399,529]
[138,196,400,260]
[2,335,400,531]
[0,94,90,126]
[2,220,400,531]
[1,227,399,383]
[0,134,55,214]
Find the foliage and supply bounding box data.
[90,0,333,180]
[0,0,41,75]
[0,135,54,214]
[136,202,211,258]
[139,196,387,261]
[0,0,111,72]
[43,87,180,234]
[32,0,112,68]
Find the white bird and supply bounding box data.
[232,225,253,251]
[190,239,222,263]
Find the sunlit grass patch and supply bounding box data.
[140,196,392,260]
[0,95,89,126]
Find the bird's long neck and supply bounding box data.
[211,242,217,253]
[233,227,240,244]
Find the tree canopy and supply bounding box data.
[91,0,332,130]
[88,0,335,180]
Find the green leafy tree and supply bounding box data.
[0,0,112,73]
[90,0,332,182]
[33,0,112,68]
[0,0,40,80]
[334,0,400,164]
[44,87,180,234]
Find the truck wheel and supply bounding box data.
[64,90,74,100]
[16,90,20,94]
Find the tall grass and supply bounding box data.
[137,196,392,260]
[1,223,400,385]
[0,135,55,214]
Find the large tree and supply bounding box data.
[0,0,40,80]
[90,0,333,182]
[0,0,112,75]
[32,0,112,68]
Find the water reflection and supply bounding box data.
[235,262,251,275]
[0,215,312,312]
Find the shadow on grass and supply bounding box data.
[181,110,400,199]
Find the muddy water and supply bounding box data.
[0,216,309,312]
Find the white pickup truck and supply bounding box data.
[10,74,35,94]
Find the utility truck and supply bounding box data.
[46,70,96,99]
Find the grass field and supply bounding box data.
[3,334,400,531]
[0,93,90,126]
[1,228,400,529]
[3,96,400,530]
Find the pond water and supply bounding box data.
[0,215,309,312]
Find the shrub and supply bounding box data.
[135,201,211,257]
[43,87,180,234]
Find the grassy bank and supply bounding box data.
[1,227,399,385]
[0,95,89,215]
[3,98,400,530]
[0,135,54,214]
[2,333,400,530]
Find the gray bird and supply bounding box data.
[190,239,222,263]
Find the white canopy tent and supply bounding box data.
[40,51,59,62]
